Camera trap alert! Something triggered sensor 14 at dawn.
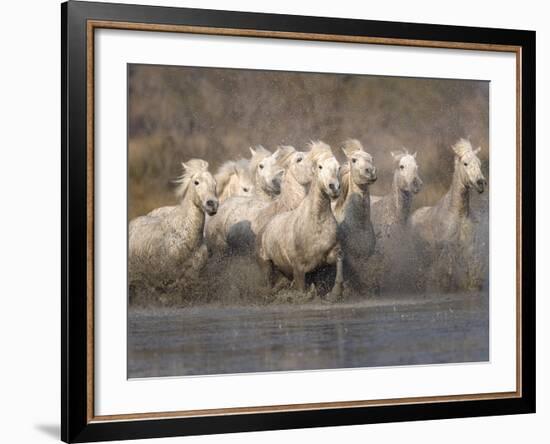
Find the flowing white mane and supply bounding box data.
[390,148,411,163]
[339,139,361,182]
[215,158,249,195]
[174,158,209,199]
[341,139,364,155]
[335,139,373,215]
[248,145,272,174]
[308,140,333,163]
[452,138,474,158]
[274,145,297,168]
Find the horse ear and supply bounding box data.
[249,146,256,157]
[310,161,317,174]
[413,152,417,158]
[390,151,401,161]
[474,146,482,155]
[181,162,188,172]
[341,145,352,159]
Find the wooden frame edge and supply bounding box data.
[89,19,521,52]
[86,18,95,424]
[90,391,520,423]
[81,15,527,428]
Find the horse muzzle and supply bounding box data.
[411,178,423,194]
[328,182,341,199]
[205,199,219,215]
[270,177,282,195]
[475,178,487,194]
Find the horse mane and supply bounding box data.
[248,145,272,175]
[341,139,364,157]
[333,163,351,214]
[174,158,209,199]
[452,138,474,158]
[390,148,410,163]
[215,159,249,195]
[274,145,297,168]
[334,142,373,214]
[308,140,333,164]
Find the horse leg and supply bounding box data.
[258,257,274,289]
[292,268,306,292]
[326,248,344,302]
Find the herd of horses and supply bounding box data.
[128,138,487,304]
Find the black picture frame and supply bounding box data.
[61,1,536,442]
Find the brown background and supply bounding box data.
[128,64,489,220]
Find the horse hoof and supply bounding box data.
[325,287,343,303]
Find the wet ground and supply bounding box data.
[128,292,488,378]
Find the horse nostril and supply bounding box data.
[329,183,336,191]
[206,200,215,207]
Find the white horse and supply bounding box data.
[215,158,254,203]
[410,138,487,290]
[332,139,377,290]
[369,149,423,292]
[128,159,218,291]
[251,145,313,235]
[247,145,285,200]
[371,149,423,243]
[205,146,285,253]
[148,158,253,221]
[258,141,344,300]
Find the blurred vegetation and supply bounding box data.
[128,64,489,220]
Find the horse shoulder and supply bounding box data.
[129,215,162,251]
[260,210,296,268]
[147,205,175,218]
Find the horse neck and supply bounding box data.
[391,172,412,223]
[254,174,273,201]
[344,172,370,219]
[304,175,332,222]
[278,170,307,210]
[444,166,470,217]
[170,191,205,244]
[218,180,233,203]
[225,176,239,200]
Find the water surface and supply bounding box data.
[128,293,488,378]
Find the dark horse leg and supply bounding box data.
[326,246,344,302]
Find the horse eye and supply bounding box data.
[464,162,468,166]
[352,159,357,163]
[259,164,264,169]
[318,165,323,170]
[400,165,404,170]
[243,187,249,192]
[297,157,302,163]
[194,180,199,185]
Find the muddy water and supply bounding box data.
[128,293,488,378]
